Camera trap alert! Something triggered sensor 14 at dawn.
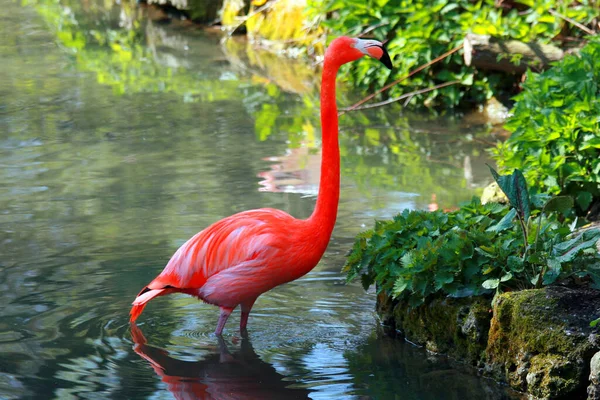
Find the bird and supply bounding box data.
[130,36,393,335]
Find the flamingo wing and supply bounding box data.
[157,208,294,286]
[131,208,299,321]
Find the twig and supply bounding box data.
[340,43,464,115]
[227,0,280,37]
[341,80,460,111]
[549,9,595,35]
[358,22,389,38]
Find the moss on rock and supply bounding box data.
[485,286,600,398]
[377,286,600,399]
[379,293,493,366]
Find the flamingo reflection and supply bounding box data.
[131,323,311,400]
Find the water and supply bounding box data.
[0,1,516,399]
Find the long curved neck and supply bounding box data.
[307,57,340,238]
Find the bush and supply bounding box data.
[492,39,600,218]
[345,169,600,307]
[308,0,597,108]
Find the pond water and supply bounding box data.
[1,1,517,399]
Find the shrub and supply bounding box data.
[492,39,600,218]
[345,168,600,307]
[308,0,597,108]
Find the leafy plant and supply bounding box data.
[492,39,600,219]
[308,0,598,109]
[345,168,600,307]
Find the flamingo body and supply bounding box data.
[130,36,392,334]
[131,209,324,318]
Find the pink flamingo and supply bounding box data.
[130,36,392,335]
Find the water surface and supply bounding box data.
[0,1,516,399]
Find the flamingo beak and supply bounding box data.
[355,39,393,70]
[378,47,393,70]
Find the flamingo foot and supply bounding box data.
[215,306,233,336]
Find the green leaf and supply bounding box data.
[393,277,409,296]
[487,166,531,222]
[486,208,517,232]
[475,247,496,258]
[434,270,455,290]
[580,138,600,150]
[576,191,593,211]
[507,255,525,273]
[543,258,562,285]
[500,272,513,282]
[360,273,372,291]
[554,232,585,252]
[531,193,551,209]
[555,231,600,263]
[591,318,600,328]
[401,251,415,268]
[544,196,574,214]
[482,278,500,289]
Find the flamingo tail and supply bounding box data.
[130,288,166,322]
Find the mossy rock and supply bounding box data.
[485,286,600,398]
[377,293,493,366]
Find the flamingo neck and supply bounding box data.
[308,58,340,240]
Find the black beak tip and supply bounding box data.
[380,49,393,70]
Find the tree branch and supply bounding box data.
[340,43,464,115]
[341,80,460,112]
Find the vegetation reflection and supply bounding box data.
[25,0,492,210]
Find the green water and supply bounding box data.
[0,1,517,399]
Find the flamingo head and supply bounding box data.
[326,36,393,69]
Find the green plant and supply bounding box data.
[493,39,600,218]
[345,168,600,307]
[308,0,598,109]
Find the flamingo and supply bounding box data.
[130,36,393,335]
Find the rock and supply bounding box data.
[384,294,493,366]
[481,182,508,205]
[146,0,224,23]
[376,286,600,398]
[589,352,600,399]
[485,286,600,398]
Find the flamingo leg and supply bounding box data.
[215,306,234,336]
[240,298,257,332]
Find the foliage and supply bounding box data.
[345,168,600,307]
[308,0,598,108]
[492,39,600,217]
